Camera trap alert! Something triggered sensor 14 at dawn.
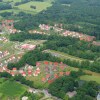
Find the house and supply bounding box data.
[66,71,70,76]
[22,72,26,77]
[12,68,17,71]
[0,67,3,72]
[93,41,100,46]
[42,77,46,82]
[10,71,16,76]
[39,24,51,31]
[22,96,28,100]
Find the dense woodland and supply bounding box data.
[49,74,99,100]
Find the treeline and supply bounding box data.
[9,32,48,42]
[15,0,35,6]
[0,3,12,10]
[0,72,34,87]
[0,12,13,17]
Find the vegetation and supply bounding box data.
[9,33,100,73]
[20,91,44,100]
[48,76,78,99]
[48,71,99,100]
[0,80,26,99]
[0,3,12,10]
[12,0,100,39]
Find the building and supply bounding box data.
[97,92,100,100]
[21,44,36,50]
[93,41,100,46]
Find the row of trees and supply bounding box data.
[14,0,34,6]
[0,72,34,87]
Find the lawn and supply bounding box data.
[80,75,100,84]
[17,1,52,13]
[0,80,26,99]
[0,0,52,14]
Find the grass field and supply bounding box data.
[17,1,52,13]
[0,0,52,14]
[0,80,26,100]
[80,75,100,84]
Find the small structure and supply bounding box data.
[93,41,100,46]
[21,44,36,50]
[22,96,28,100]
[97,92,100,100]
[67,91,77,98]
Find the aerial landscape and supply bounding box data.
[0,0,100,100]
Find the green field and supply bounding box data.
[0,0,52,14]
[80,75,100,84]
[17,1,52,13]
[0,80,26,100]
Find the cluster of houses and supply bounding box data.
[0,55,21,67]
[1,20,21,34]
[0,61,70,84]
[39,24,51,31]
[62,30,96,42]
[20,44,36,50]
[92,41,100,46]
[29,24,63,35]
[36,61,71,84]
[37,24,96,42]
[0,64,41,77]
[0,51,9,59]
[39,24,63,32]
[29,30,46,34]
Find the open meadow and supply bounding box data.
[0,80,26,100]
